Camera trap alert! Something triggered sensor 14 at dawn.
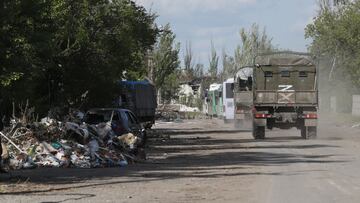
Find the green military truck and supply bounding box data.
[252,52,318,139]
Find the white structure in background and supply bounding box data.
[223,78,235,122]
[179,84,194,98]
[177,79,203,112]
[178,80,202,104]
[179,104,199,112]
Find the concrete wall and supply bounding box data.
[352,95,360,116]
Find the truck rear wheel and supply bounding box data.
[253,123,265,140]
[301,126,317,139]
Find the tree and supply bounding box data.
[53,0,158,108]
[209,41,219,78]
[160,71,181,104]
[305,0,360,112]
[306,1,360,87]
[0,0,56,115]
[183,41,196,80]
[184,41,195,72]
[152,24,181,103]
[221,49,236,80]
[0,0,159,115]
[194,63,205,78]
[234,23,274,70]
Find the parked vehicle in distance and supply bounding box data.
[252,52,318,139]
[233,67,254,128]
[207,83,223,118]
[223,78,235,123]
[117,80,157,129]
[83,108,147,145]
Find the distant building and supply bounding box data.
[178,78,204,107]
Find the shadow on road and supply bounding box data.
[149,129,251,136]
[0,127,346,196]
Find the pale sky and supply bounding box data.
[135,0,318,69]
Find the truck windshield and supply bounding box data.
[85,110,117,125]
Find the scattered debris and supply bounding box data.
[0,112,145,171]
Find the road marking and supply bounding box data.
[327,179,351,195]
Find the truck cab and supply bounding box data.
[233,67,254,128]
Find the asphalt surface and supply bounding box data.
[1,116,360,203]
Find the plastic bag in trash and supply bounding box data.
[118,133,138,149]
[1,143,9,160]
[119,160,128,167]
[88,139,99,160]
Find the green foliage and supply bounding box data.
[0,0,158,115]
[209,41,219,78]
[184,41,195,72]
[235,23,274,69]
[0,72,23,87]
[151,24,181,102]
[182,41,197,81]
[160,71,181,104]
[194,63,205,78]
[306,1,360,87]
[221,50,236,80]
[218,23,274,82]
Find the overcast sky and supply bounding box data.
[135,0,318,69]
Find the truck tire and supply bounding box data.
[301,126,317,139]
[253,123,265,140]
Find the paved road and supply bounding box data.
[1,117,360,203]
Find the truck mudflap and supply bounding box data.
[253,112,269,127]
[304,119,317,126]
[254,118,267,127]
[300,112,318,127]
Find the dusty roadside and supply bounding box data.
[1,116,360,202]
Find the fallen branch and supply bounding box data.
[0,132,26,154]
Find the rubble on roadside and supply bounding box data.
[0,113,145,171]
[157,104,201,121]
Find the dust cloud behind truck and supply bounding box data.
[117,80,157,128]
[252,52,318,139]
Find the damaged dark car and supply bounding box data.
[83,108,147,146]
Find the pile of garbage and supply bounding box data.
[0,116,144,171]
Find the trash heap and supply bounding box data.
[0,117,144,170]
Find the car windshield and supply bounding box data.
[85,110,116,125]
